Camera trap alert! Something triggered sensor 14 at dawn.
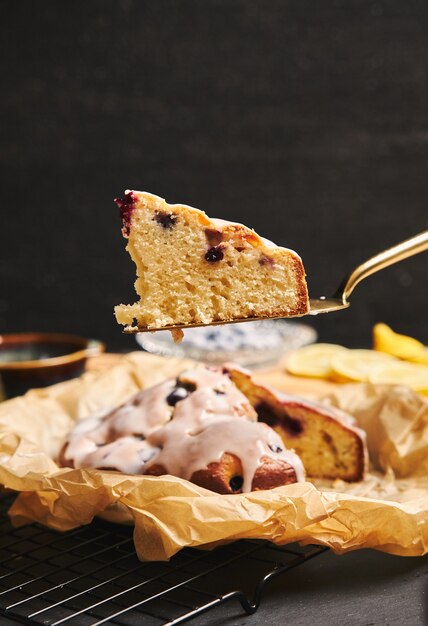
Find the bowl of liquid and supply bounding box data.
[0,333,105,399]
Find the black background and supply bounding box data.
[1,0,427,352]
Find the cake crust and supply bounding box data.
[146,452,298,494]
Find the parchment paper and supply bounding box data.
[0,352,427,560]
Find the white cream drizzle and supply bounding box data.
[64,379,175,466]
[66,436,159,474]
[63,366,304,491]
[146,415,304,492]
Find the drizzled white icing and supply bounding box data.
[177,368,257,420]
[63,379,175,467]
[147,416,304,492]
[66,436,159,473]
[63,366,304,491]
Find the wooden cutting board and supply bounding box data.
[87,352,337,398]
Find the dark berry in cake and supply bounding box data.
[282,413,304,436]
[115,192,136,238]
[166,387,189,406]
[268,443,283,453]
[166,381,196,406]
[154,210,178,229]
[255,402,278,427]
[229,475,244,492]
[205,246,224,263]
[256,402,304,436]
[205,228,224,246]
[259,254,275,267]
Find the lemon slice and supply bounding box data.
[373,323,425,360]
[331,350,396,383]
[369,361,428,395]
[286,343,349,378]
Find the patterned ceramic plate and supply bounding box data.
[136,320,317,368]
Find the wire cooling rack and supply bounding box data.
[0,495,326,626]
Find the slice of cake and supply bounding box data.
[114,190,309,331]
[226,365,367,482]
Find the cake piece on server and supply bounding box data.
[114,190,309,331]
[226,365,368,482]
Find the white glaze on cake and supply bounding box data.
[65,435,160,473]
[146,415,304,491]
[62,366,305,491]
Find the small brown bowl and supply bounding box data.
[0,333,105,399]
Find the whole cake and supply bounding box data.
[114,190,309,331]
[60,366,305,494]
[226,365,368,482]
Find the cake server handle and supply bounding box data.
[333,230,428,305]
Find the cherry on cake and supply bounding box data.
[114,190,309,331]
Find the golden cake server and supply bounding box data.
[126,230,428,333]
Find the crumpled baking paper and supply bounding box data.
[0,352,427,560]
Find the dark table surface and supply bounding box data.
[190,549,428,626]
[1,548,427,626]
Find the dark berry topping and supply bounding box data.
[229,475,244,492]
[268,443,283,453]
[166,386,189,406]
[214,388,226,395]
[114,192,135,238]
[205,246,224,263]
[259,254,275,267]
[166,381,197,406]
[205,228,224,246]
[154,210,178,229]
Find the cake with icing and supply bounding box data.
[114,190,309,331]
[60,366,305,494]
